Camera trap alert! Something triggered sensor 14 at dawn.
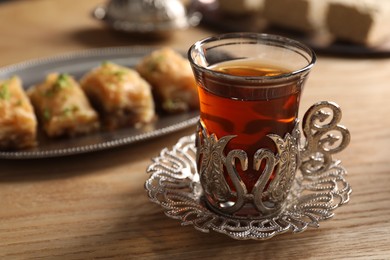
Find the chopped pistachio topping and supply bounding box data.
[62,105,79,117]
[44,73,71,97]
[101,60,110,67]
[62,107,72,117]
[114,70,126,77]
[114,70,127,81]
[0,83,11,100]
[43,108,51,121]
[147,55,165,72]
[163,100,174,110]
[54,73,70,90]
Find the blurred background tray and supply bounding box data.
[193,0,390,57]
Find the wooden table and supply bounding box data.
[1,0,389,259]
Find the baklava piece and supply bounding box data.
[136,48,199,113]
[0,76,38,150]
[80,62,155,130]
[28,73,100,138]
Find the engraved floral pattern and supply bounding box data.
[266,127,300,204]
[197,120,300,216]
[197,123,236,204]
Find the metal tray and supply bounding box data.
[0,47,199,159]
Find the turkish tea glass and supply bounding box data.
[188,33,316,217]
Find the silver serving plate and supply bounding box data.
[0,47,199,159]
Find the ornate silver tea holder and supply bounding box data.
[145,101,352,240]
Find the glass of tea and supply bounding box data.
[188,33,316,217]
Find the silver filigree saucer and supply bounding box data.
[145,134,351,240]
[145,101,352,240]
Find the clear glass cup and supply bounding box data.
[188,33,316,217]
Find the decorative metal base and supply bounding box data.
[146,101,351,240]
[145,134,351,240]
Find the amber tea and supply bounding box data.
[198,59,301,192]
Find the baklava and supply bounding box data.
[28,73,100,138]
[136,48,199,113]
[0,76,38,149]
[80,62,155,130]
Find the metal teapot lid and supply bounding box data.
[93,0,202,33]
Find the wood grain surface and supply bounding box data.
[1,0,390,259]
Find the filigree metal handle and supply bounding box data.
[300,101,351,176]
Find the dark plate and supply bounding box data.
[0,47,199,159]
